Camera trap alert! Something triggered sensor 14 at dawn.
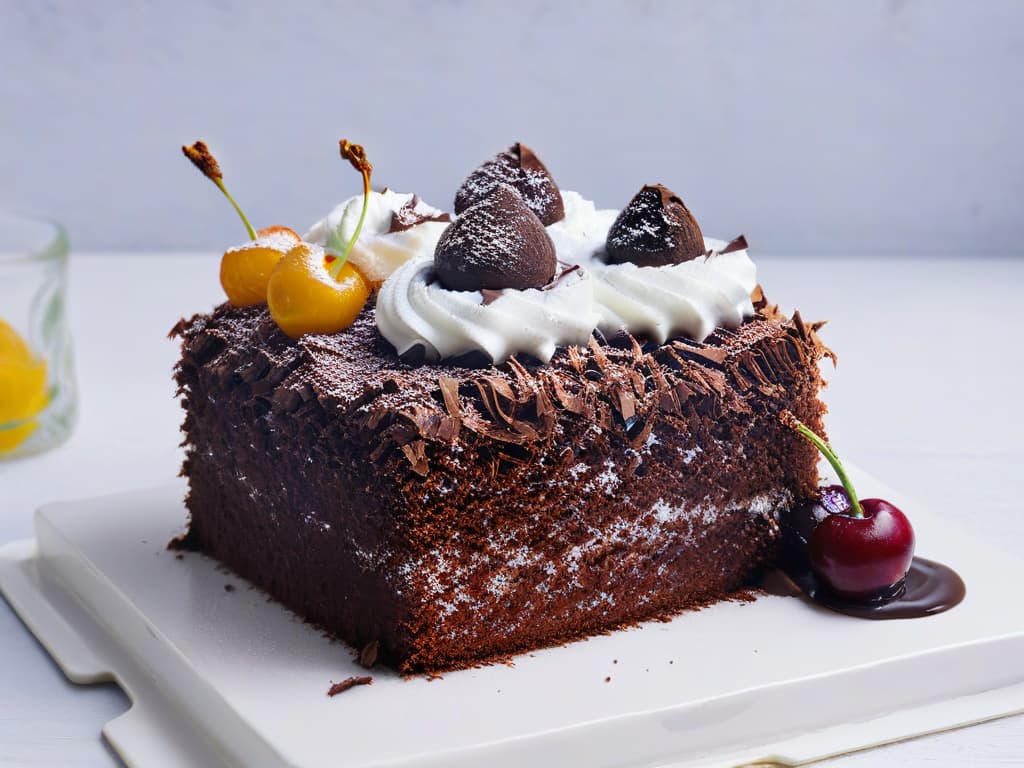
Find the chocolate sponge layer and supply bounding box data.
[172,297,828,673]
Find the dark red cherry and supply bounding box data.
[809,498,915,602]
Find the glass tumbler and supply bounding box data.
[0,212,77,458]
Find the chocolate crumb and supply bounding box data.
[613,659,618,664]
[224,584,235,592]
[174,553,184,560]
[604,676,611,683]
[359,640,380,668]
[327,676,373,696]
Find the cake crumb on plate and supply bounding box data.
[327,676,373,697]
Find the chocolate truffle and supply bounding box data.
[605,184,705,267]
[434,184,557,292]
[454,143,565,225]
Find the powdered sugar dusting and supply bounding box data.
[607,187,675,252]
[454,145,562,223]
[224,229,299,255]
[391,489,791,642]
[436,188,536,278]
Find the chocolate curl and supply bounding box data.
[715,235,749,256]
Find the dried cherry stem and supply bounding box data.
[329,139,373,280]
[181,141,256,241]
[781,411,864,518]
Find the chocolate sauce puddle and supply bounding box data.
[757,557,965,619]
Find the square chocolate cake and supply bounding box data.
[173,142,830,673]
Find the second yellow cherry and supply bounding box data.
[267,243,369,339]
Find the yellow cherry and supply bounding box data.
[219,225,301,306]
[267,243,369,339]
[0,319,49,453]
[184,140,299,306]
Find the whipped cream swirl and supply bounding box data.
[376,256,599,364]
[305,190,449,286]
[372,189,756,363]
[590,239,756,343]
[550,191,757,342]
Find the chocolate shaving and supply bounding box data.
[709,235,749,257]
[388,195,452,233]
[437,377,462,420]
[173,300,831,480]
[401,441,429,476]
[670,342,728,368]
[327,676,373,696]
[542,263,581,291]
[616,387,637,421]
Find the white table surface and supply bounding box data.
[0,252,1021,767]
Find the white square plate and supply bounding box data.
[1,466,1022,768]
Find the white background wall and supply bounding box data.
[1,0,1021,255]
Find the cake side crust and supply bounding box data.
[173,301,828,672]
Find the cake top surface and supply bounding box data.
[174,293,831,477]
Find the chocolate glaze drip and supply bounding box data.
[766,499,966,619]
[759,558,965,619]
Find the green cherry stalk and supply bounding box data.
[326,139,373,280]
[182,141,257,241]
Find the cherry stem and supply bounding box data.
[781,411,864,518]
[329,140,373,280]
[182,141,256,241]
[213,177,257,241]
